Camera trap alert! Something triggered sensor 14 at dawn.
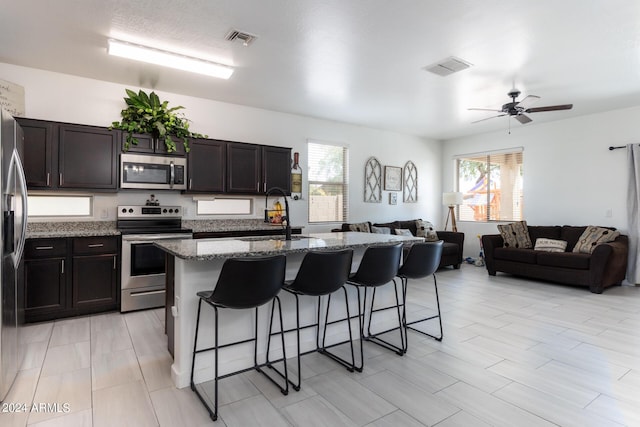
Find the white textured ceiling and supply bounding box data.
[2,0,640,140]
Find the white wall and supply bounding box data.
[443,107,637,257]
[0,62,442,230]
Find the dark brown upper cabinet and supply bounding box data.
[58,124,119,189]
[18,118,119,191]
[262,145,291,194]
[186,138,226,193]
[17,118,55,188]
[226,142,291,194]
[227,142,261,193]
[122,133,186,156]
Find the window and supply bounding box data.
[27,195,92,217]
[308,141,349,223]
[455,149,523,222]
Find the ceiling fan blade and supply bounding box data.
[525,104,573,113]
[515,114,532,124]
[468,108,503,112]
[471,114,506,124]
[515,95,540,110]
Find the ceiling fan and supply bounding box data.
[469,89,573,124]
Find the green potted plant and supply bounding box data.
[110,89,206,153]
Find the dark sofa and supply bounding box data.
[482,225,628,293]
[333,219,464,269]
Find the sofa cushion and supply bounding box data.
[371,225,392,234]
[528,226,562,245]
[373,221,397,232]
[572,226,621,254]
[537,252,591,269]
[395,228,413,236]
[494,247,537,264]
[498,221,532,248]
[395,219,419,236]
[560,226,588,251]
[347,222,371,233]
[442,242,458,256]
[534,238,568,253]
[415,220,438,241]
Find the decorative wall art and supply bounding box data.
[389,192,398,205]
[403,160,417,203]
[384,166,402,191]
[364,157,382,203]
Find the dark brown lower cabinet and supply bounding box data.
[24,236,120,322]
[72,254,118,309]
[24,258,66,320]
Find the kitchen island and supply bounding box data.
[155,231,422,388]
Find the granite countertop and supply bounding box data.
[184,219,303,233]
[26,221,120,239]
[155,232,423,261]
[25,218,302,239]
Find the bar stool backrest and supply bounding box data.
[350,243,402,286]
[209,255,286,309]
[398,241,443,279]
[288,249,354,296]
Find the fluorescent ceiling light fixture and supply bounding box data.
[107,39,234,79]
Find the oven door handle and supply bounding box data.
[122,234,192,242]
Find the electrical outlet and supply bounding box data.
[605,208,612,218]
[100,208,109,219]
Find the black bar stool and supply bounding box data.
[190,255,288,421]
[398,240,444,349]
[346,243,404,370]
[267,248,355,391]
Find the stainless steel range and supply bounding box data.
[118,205,192,312]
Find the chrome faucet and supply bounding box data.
[265,187,292,240]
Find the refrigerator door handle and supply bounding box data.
[11,149,28,267]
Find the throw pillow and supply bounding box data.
[572,226,620,254]
[415,220,439,242]
[534,238,568,253]
[497,221,532,248]
[348,222,371,233]
[371,225,392,234]
[395,228,413,236]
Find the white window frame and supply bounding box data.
[307,140,349,223]
[454,147,524,222]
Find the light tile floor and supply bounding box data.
[2,265,640,426]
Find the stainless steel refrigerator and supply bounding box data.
[0,109,27,402]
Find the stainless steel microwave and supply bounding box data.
[120,153,187,190]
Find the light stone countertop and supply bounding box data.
[154,231,423,261]
[25,218,302,239]
[26,221,120,239]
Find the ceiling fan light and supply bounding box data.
[107,39,234,79]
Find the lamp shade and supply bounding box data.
[442,191,463,206]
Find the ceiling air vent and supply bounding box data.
[225,29,257,46]
[424,56,472,76]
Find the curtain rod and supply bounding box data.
[609,145,626,150]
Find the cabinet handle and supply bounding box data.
[113,255,117,270]
[87,243,104,248]
[264,182,267,192]
[46,172,50,186]
[189,179,192,190]
[257,182,260,192]
[61,259,64,274]
[59,173,63,185]
[35,246,54,250]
